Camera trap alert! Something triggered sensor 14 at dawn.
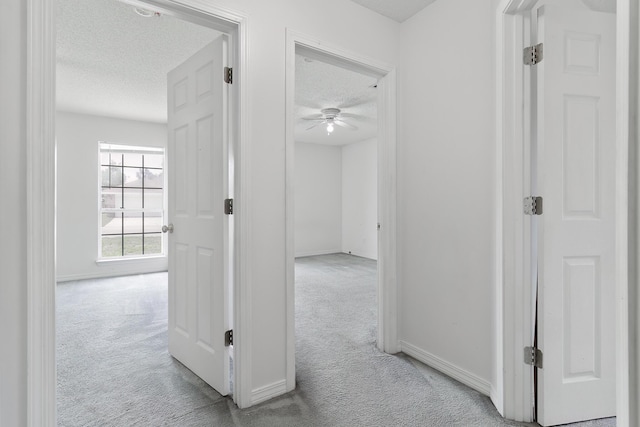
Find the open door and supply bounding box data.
[534,1,616,424]
[166,35,230,396]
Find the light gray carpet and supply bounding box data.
[57,253,616,426]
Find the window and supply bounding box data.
[99,143,165,259]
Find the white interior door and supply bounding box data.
[166,35,230,396]
[535,1,616,425]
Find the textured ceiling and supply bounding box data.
[349,0,437,22]
[295,55,378,146]
[56,0,220,123]
[57,0,379,144]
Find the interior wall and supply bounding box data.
[0,0,26,424]
[397,0,496,394]
[342,137,377,260]
[294,142,342,257]
[56,111,168,281]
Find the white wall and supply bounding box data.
[294,142,342,257]
[397,0,496,395]
[56,111,168,281]
[0,0,26,424]
[295,139,377,259]
[342,138,377,259]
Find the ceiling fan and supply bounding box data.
[302,108,358,134]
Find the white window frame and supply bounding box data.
[97,142,167,261]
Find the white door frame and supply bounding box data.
[617,1,639,425]
[495,0,635,423]
[26,0,252,424]
[284,30,398,390]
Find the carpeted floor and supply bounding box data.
[57,253,616,426]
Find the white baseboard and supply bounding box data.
[344,252,378,261]
[294,249,343,258]
[342,249,378,261]
[400,340,492,396]
[56,267,168,283]
[251,379,288,405]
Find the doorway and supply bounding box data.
[27,0,249,421]
[292,50,380,390]
[55,0,233,414]
[497,0,620,424]
[284,32,398,390]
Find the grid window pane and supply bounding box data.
[123,212,143,234]
[123,188,142,209]
[123,234,143,256]
[109,154,122,166]
[101,166,110,187]
[143,168,163,188]
[123,153,143,167]
[100,153,110,166]
[101,235,123,258]
[144,212,163,233]
[144,235,162,255]
[110,166,123,187]
[101,188,122,209]
[123,167,143,187]
[101,212,121,235]
[144,154,163,168]
[144,189,163,210]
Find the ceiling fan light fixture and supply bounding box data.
[326,122,334,134]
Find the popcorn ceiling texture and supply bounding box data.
[56,0,390,145]
[295,54,378,146]
[56,0,220,123]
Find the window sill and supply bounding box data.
[95,255,167,266]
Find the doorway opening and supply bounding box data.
[27,0,249,422]
[292,51,380,395]
[284,32,398,391]
[55,0,233,421]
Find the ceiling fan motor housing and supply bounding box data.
[321,107,341,118]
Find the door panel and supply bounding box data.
[167,35,230,396]
[536,1,615,425]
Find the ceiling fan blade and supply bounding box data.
[301,115,324,121]
[334,119,358,130]
[338,112,369,120]
[305,122,323,131]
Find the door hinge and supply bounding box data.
[225,329,233,347]
[524,196,543,215]
[224,198,233,215]
[524,346,543,368]
[224,67,233,84]
[523,43,543,65]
